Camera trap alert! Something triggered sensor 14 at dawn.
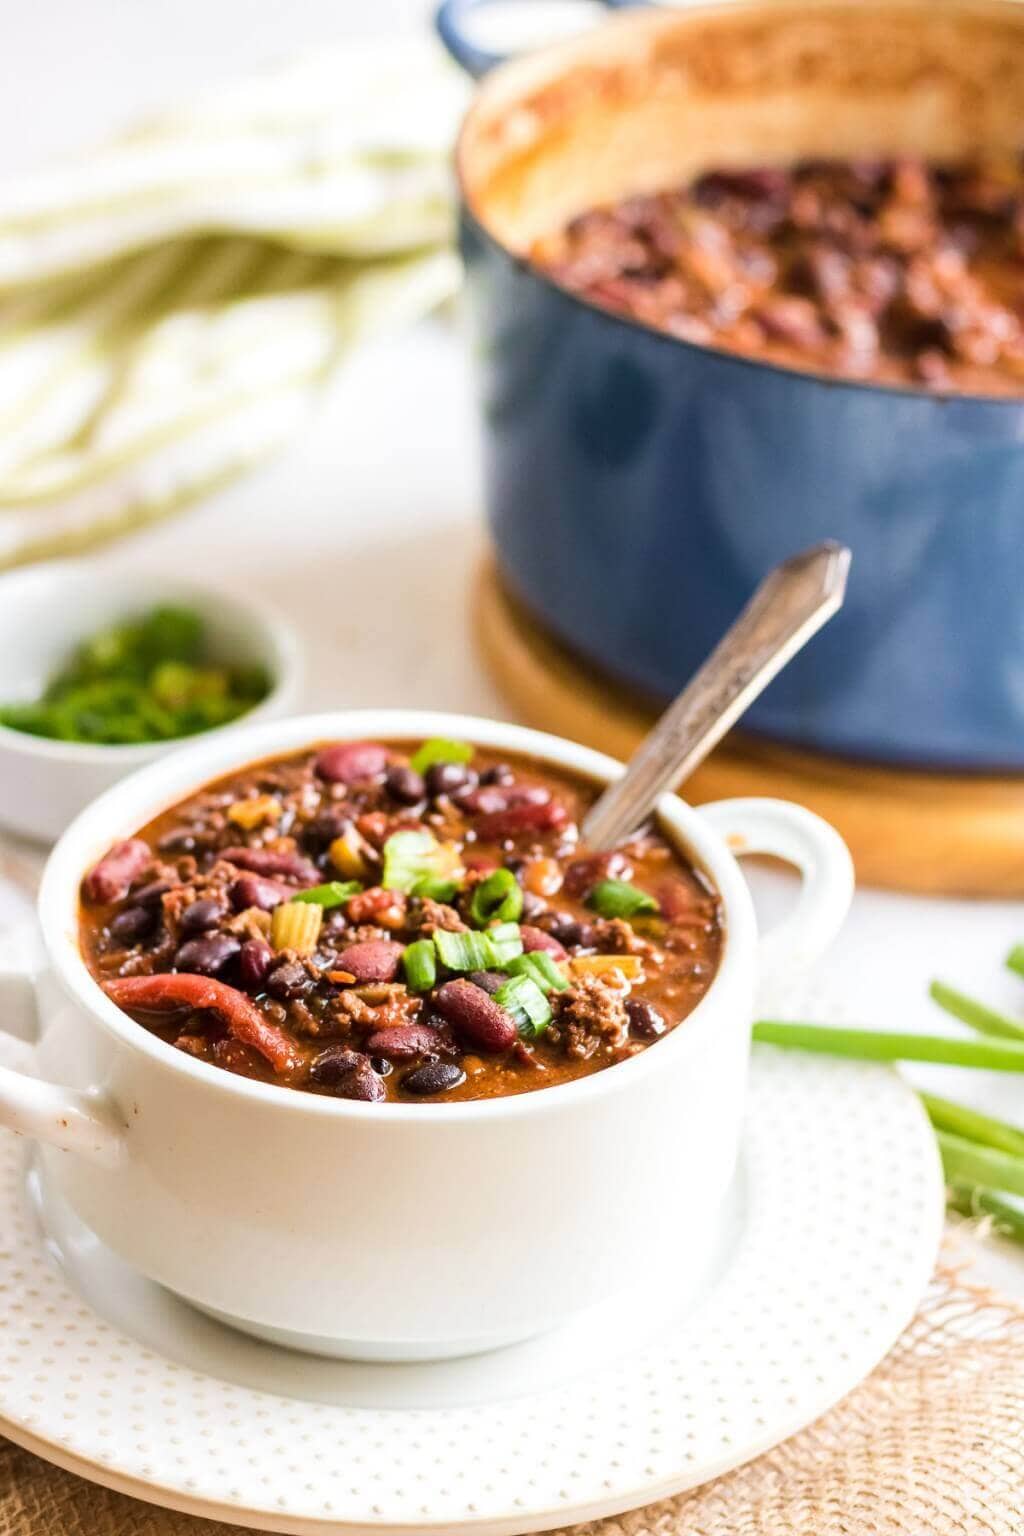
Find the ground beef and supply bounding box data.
[588,917,654,956]
[408,897,468,935]
[550,973,631,1060]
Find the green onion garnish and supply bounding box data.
[506,951,569,991]
[290,880,363,909]
[411,876,460,902]
[403,939,438,992]
[409,737,473,775]
[469,868,523,927]
[433,928,500,973]
[382,830,462,895]
[493,974,553,1039]
[433,922,524,974]
[485,921,524,965]
[587,879,660,919]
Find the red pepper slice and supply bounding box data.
[103,973,299,1074]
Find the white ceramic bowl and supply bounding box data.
[0,711,853,1361]
[0,562,302,843]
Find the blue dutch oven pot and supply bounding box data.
[438,0,1024,769]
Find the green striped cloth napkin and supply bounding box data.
[0,38,467,569]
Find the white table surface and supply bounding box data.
[2,0,1023,1298]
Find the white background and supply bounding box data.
[1,0,1022,1294]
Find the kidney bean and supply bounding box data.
[174,932,240,977]
[314,741,389,785]
[626,999,667,1039]
[520,926,568,961]
[402,1061,466,1096]
[230,874,290,913]
[309,1046,386,1101]
[433,979,516,1053]
[83,839,151,904]
[222,847,320,885]
[104,974,298,1073]
[467,970,505,995]
[129,879,172,907]
[335,939,404,983]
[109,905,155,946]
[475,799,569,841]
[267,961,313,1001]
[695,167,791,203]
[385,764,426,804]
[563,850,633,896]
[363,1023,448,1060]
[426,761,477,798]
[456,783,549,817]
[212,1038,263,1076]
[179,899,227,937]
[238,939,274,991]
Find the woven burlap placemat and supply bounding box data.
[1,1263,1021,1536]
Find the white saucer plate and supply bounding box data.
[0,1048,944,1535]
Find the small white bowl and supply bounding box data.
[0,562,302,843]
[0,710,853,1361]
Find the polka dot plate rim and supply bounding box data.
[0,1046,944,1535]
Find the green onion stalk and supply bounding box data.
[752,948,1024,1247]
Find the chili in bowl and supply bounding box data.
[79,737,724,1104]
[6,712,852,1360]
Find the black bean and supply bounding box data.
[541,912,585,948]
[230,875,288,913]
[370,1056,394,1076]
[238,939,273,991]
[480,763,515,786]
[109,905,155,946]
[310,1047,386,1101]
[179,899,226,937]
[302,808,352,850]
[402,1061,466,1096]
[426,761,477,798]
[626,999,667,1039]
[266,960,312,1001]
[467,970,505,995]
[174,932,240,976]
[385,764,426,804]
[309,1046,365,1085]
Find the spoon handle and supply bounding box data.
[580,542,851,850]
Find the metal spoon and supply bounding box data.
[580,542,851,850]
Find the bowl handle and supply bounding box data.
[697,798,854,979]
[0,923,122,1167]
[435,0,626,78]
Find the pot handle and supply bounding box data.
[697,798,854,980]
[0,922,122,1167]
[435,0,635,78]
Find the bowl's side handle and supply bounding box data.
[698,798,855,979]
[0,922,122,1167]
[435,0,623,78]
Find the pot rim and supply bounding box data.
[454,0,1024,410]
[39,709,756,1126]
